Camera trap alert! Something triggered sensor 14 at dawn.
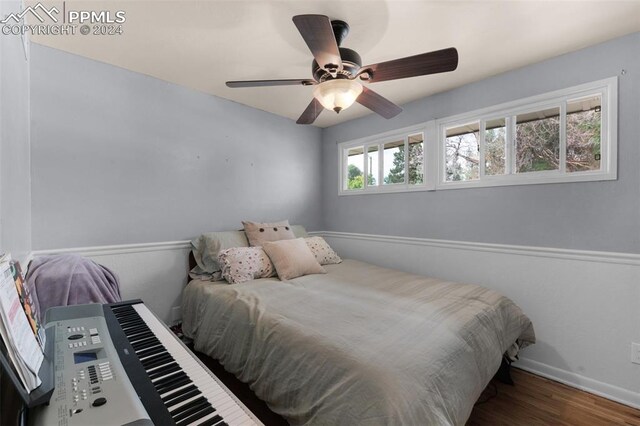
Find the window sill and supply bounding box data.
[339,184,434,196]
[435,170,616,190]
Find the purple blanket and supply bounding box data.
[26,254,122,322]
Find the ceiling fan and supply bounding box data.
[226,15,459,125]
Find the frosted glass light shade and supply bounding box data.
[313,79,363,113]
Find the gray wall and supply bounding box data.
[0,0,32,261]
[322,32,640,253]
[30,44,323,249]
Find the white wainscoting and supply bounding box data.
[32,241,191,325]
[32,233,640,409]
[318,231,640,409]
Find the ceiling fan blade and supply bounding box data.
[226,79,316,88]
[356,87,402,119]
[292,15,342,72]
[296,98,323,125]
[362,47,458,83]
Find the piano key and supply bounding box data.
[128,330,153,340]
[131,335,160,346]
[143,355,175,370]
[144,357,173,370]
[156,375,191,394]
[162,383,198,403]
[165,386,201,408]
[153,370,187,387]
[196,413,224,426]
[177,405,216,426]
[188,410,221,426]
[141,351,173,366]
[120,319,144,328]
[171,359,246,422]
[126,304,260,425]
[137,345,166,359]
[154,372,189,390]
[115,311,138,319]
[115,314,140,323]
[170,395,208,417]
[149,362,181,380]
[132,337,162,351]
[140,349,170,362]
[113,310,136,317]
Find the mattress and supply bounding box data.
[181,259,535,425]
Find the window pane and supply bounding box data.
[566,96,601,172]
[485,118,506,175]
[515,107,560,173]
[366,145,379,187]
[383,140,405,185]
[408,133,424,185]
[445,123,479,181]
[346,146,364,190]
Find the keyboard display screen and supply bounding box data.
[73,352,98,364]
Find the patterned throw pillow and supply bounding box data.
[242,220,296,247]
[304,236,342,265]
[217,247,276,284]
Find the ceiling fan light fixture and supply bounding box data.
[313,79,363,114]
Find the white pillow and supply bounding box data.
[304,236,342,265]
[218,247,276,284]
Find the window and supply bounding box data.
[383,140,405,185]
[340,128,427,194]
[566,95,601,173]
[484,118,506,176]
[515,107,560,173]
[408,133,424,184]
[338,77,616,195]
[445,122,479,181]
[367,145,380,187]
[345,146,364,190]
[437,77,616,189]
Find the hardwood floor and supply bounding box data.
[468,368,640,426]
[195,351,640,426]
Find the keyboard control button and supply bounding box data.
[92,397,107,407]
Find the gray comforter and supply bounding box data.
[182,259,535,425]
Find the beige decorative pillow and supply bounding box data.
[242,220,296,247]
[304,236,342,265]
[262,238,326,281]
[217,247,276,284]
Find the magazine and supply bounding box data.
[11,260,45,349]
[0,254,43,392]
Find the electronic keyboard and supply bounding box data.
[29,300,262,426]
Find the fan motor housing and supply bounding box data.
[312,47,362,82]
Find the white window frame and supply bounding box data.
[436,77,617,190]
[338,123,436,196]
[337,77,617,195]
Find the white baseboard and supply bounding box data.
[317,231,640,410]
[515,357,640,409]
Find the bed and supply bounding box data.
[182,258,535,425]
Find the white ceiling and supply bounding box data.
[30,1,640,127]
